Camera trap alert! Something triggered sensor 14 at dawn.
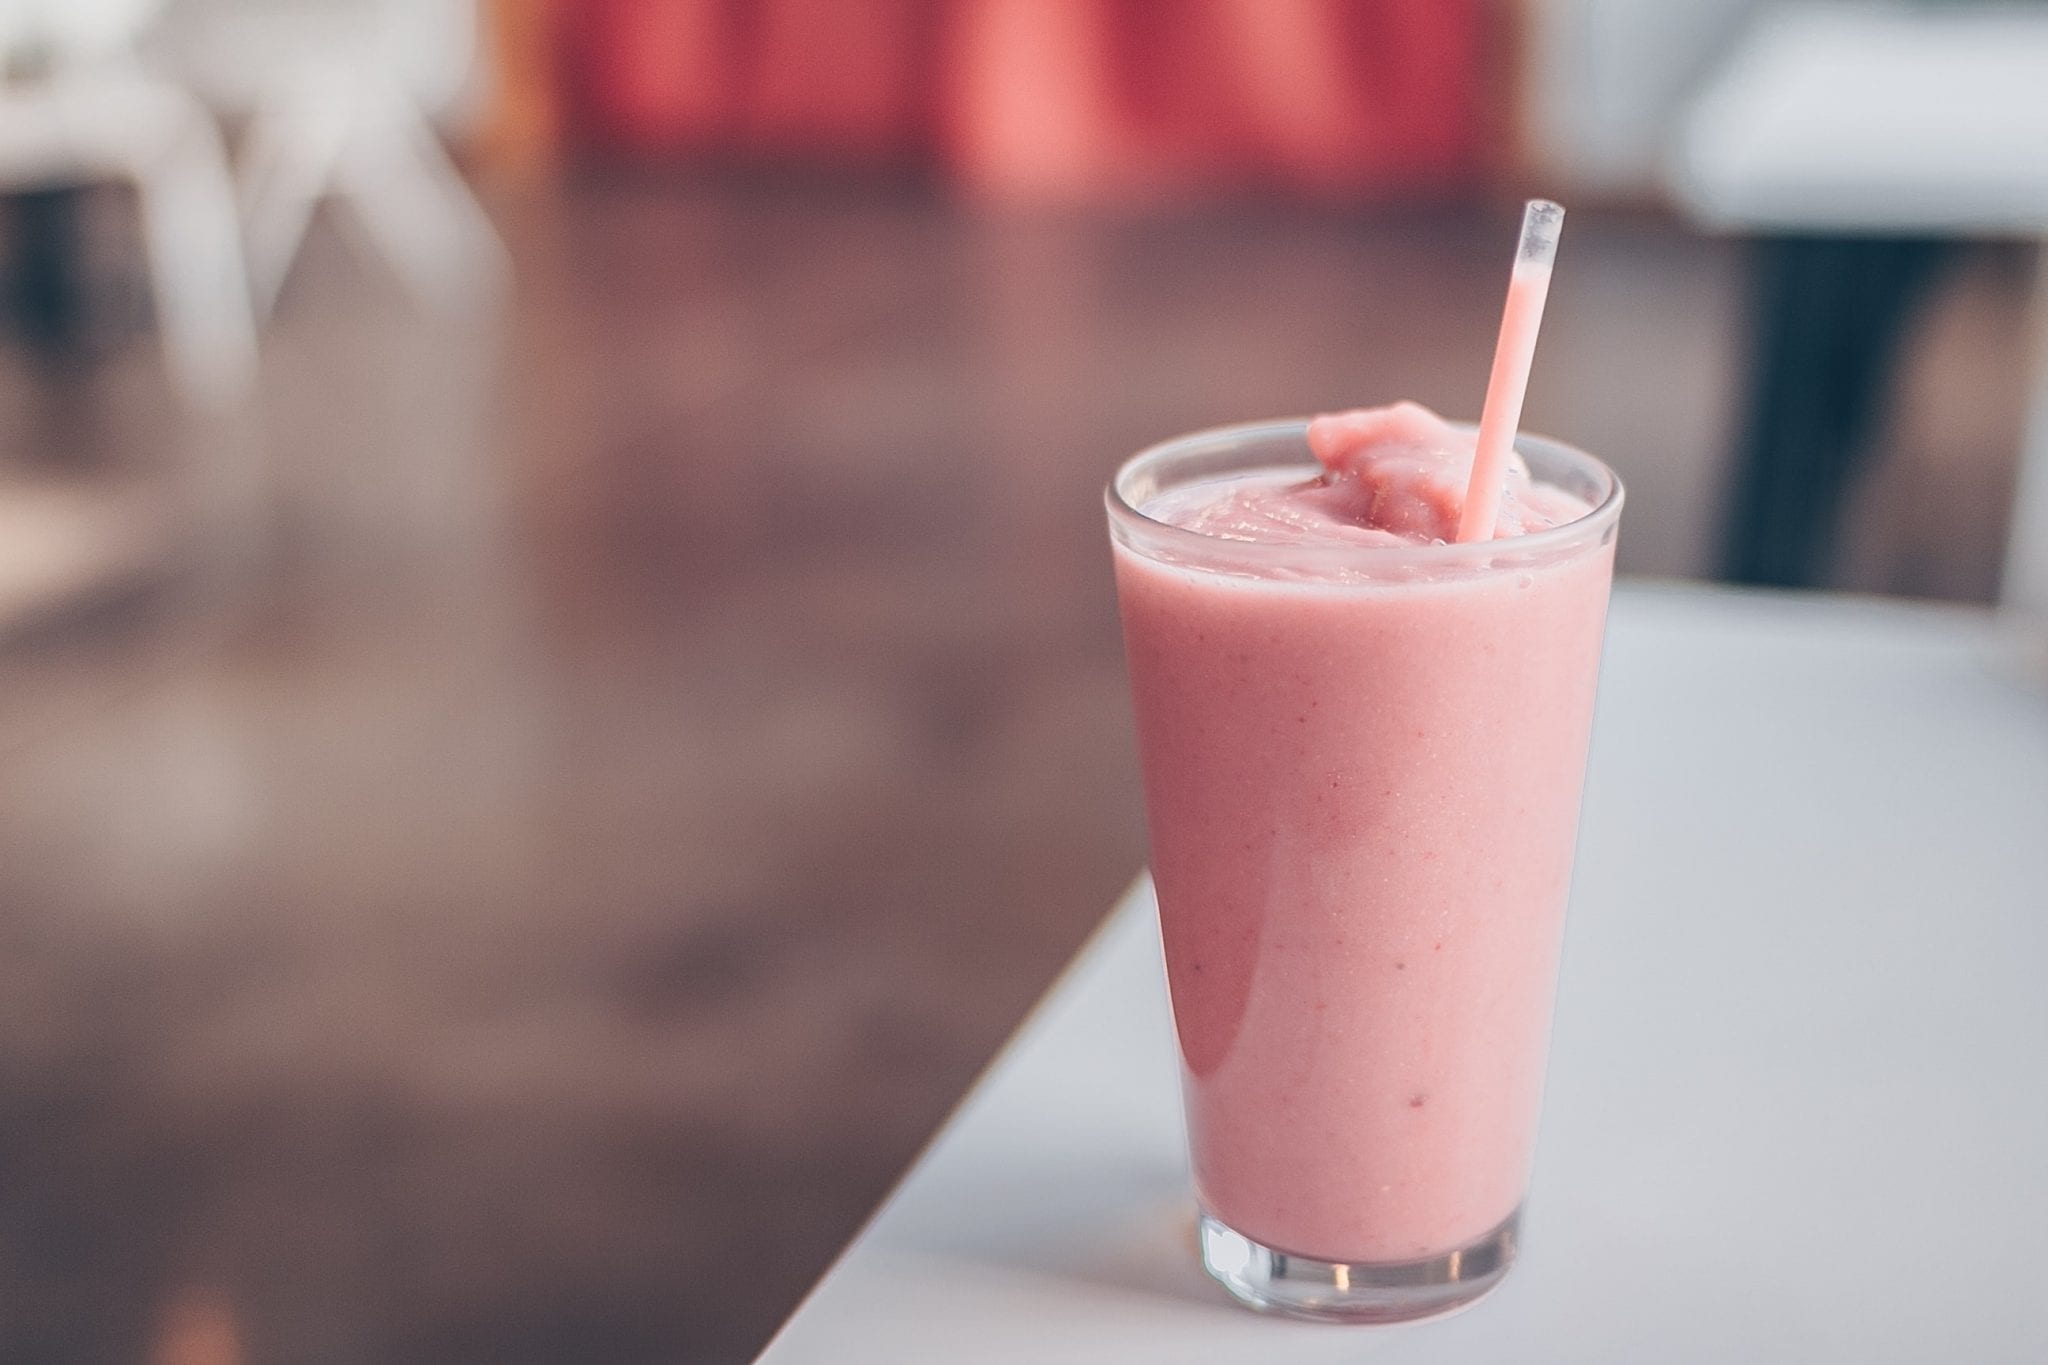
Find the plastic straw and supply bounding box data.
[1457,200,1564,543]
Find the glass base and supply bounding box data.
[1198,1206,1520,1324]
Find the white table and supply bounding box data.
[759,585,2048,1363]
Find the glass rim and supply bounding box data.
[1105,417,1624,574]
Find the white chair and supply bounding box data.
[157,0,508,316]
[0,0,258,405]
[1669,2,2048,618]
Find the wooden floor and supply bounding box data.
[0,177,2026,1364]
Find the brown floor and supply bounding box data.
[0,178,2027,1364]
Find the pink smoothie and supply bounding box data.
[1112,404,1617,1264]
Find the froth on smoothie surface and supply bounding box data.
[1143,402,1591,548]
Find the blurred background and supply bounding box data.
[0,1,2041,1361]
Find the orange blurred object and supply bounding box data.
[147,1286,244,1365]
[476,0,568,179]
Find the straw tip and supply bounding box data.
[1518,199,1566,266]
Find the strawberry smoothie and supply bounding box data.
[1107,403,1621,1317]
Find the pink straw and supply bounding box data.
[1457,200,1565,543]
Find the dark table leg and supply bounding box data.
[6,186,91,358]
[1720,235,1955,588]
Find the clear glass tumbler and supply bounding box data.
[1106,419,1622,1323]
